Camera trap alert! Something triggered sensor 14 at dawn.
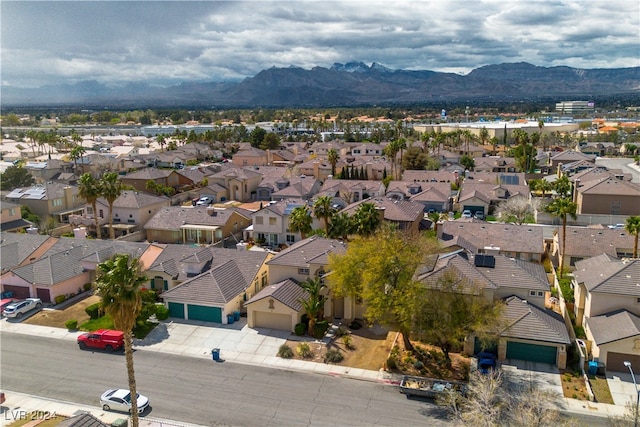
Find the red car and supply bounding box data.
[0,298,15,315]
[77,329,124,352]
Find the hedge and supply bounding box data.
[85,302,101,319]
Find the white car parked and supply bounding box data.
[100,389,150,414]
[2,298,42,318]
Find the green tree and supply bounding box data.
[249,127,267,148]
[21,205,40,226]
[625,216,640,258]
[78,173,102,239]
[384,140,401,180]
[313,195,335,234]
[553,175,572,198]
[327,211,353,241]
[298,277,326,336]
[327,225,437,351]
[69,144,86,175]
[545,197,577,278]
[460,154,475,171]
[352,202,381,236]
[94,254,147,427]
[0,165,35,191]
[402,146,429,170]
[288,205,313,240]
[427,210,443,235]
[100,172,126,240]
[414,270,503,365]
[327,148,339,176]
[260,132,280,150]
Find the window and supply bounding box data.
[9,208,16,216]
[52,198,63,207]
[537,291,544,297]
[637,297,640,303]
[529,290,537,297]
[298,268,310,275]
[286,234,295,243]
[255,216,263,225]
[269,217,277,225]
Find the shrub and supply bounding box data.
[349,319,363,330]
[342,335,355,350]
[294,322,306,336]
[413,360,425,370]
[386,356,397,370]
[85,302,101,319]
[65,319,78,330]
[558,277,575,303]
[313,320,330,339]
[335,326,349,337]
[296,342,313,358]
[155,304,169,321]
[277,344,294,358]
[324,349,344,364]
[54,294,67,305]
[83,283,92,291]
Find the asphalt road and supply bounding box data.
[1,332,450,426]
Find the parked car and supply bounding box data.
[196,197,212,206]
[2,298,42,318]
[100,389,150,414]
[608,224,625,230]
[0,298,16,315]
[476,352,497,374]
[461,209,473,218]
[78,329,124,352]
[474,211,485,220]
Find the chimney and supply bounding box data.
[573,179,580,203]
[313,161,320,180]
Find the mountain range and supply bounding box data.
[2,62,639,108]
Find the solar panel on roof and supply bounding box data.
[499,175,519,185]
[474,254,496,268]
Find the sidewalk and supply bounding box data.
[0,319,629,423]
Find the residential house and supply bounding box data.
[572,175,640,216]
[245,278,309,331]
[144,206,252,245]
[250,199,315,247]
[0,232,55,275]
[415,251,567,367]
[232,147,268,167]
[438,221,545,262]
[0,201,32,232]
[5,182,85,223]
[207,166,262,202]
[317,179,386,207]
[456,176,530,215]
[296,159,333,181]
[473,156,517,173]
[409,183,454,213]
[402,170,461,186]
[573,254,640,372]
[120,168,182,192]
[552,226,635,269]
[340,197,424,233]
[158,246,270,324]
[271,176,321,201]
[550,150,595,172]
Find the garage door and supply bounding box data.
[187,304,222,323]
[254,311,292,331]
[506,341,557,365]
[2,285,30,299]
[168,302,185,319]
[36,288,51,303]
[607,352,640,373]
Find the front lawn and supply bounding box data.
[589,374,614,404]
[80,315,157,339]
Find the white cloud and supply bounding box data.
[1,0,638,88]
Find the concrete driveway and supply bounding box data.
[606,370,639,407]
[500,359,564,397]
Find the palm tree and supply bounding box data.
[100,172,125,239]
[313,195,335,233]
[327,148,339,177]
[69,144,86,176]
[397,138,407,179]
[288,205,312,240]
[78,173,102,239]
[95,254,147,427]
[299,277,326,336]
[545,197,577,278]
[328,212,352,241]
[479,127,489,149]
[625,216,640,258]
[384,140,400,180]
[427,210,442,235]
[353,202,381,236]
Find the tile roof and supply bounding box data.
[267,236,346,268]
[573,254,640,296]
[97,190,168,209]
[122,168,174,180]
[550,150,595,162]
[587,310,640,345]
[11,245,88,285]
[439,222,544,255]
[409,183,452,203]
[457,182,529,203]
[57,413,110,427]
[144,206,249,230]
[0,232,52,272]
[341,197,423,222]
[577,176,640,196]
[245,278,308,311]
[500,295,571,344]
[160,259,248,305]
[559,227,635,259]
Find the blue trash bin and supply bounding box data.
[233,311,240,321]
[588,361,598,375]
[227,314,234,324]
[212,348,220,361]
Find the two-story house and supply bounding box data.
[0,201,32,232]
[5,181,85,224]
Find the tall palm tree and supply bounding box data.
[288,205,312,240]
[384,140,400,180]
[100,172,125,239]
[78,173,102,239]
[396,138,407,179]
[95,254,147,427]
[327,148,339,177]
[625,216,640,258]
[328,212,352,241]
[69,144,86,176]
[545,197,577,278]
[299,277,327,336]
[353,202,381,236]
[313,195,335,234]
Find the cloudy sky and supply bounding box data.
[2,0,639,88]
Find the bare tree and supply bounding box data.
[496,195,541,225]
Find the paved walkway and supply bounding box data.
[0,318,630,425]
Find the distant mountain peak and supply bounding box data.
[330,61,371,73]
